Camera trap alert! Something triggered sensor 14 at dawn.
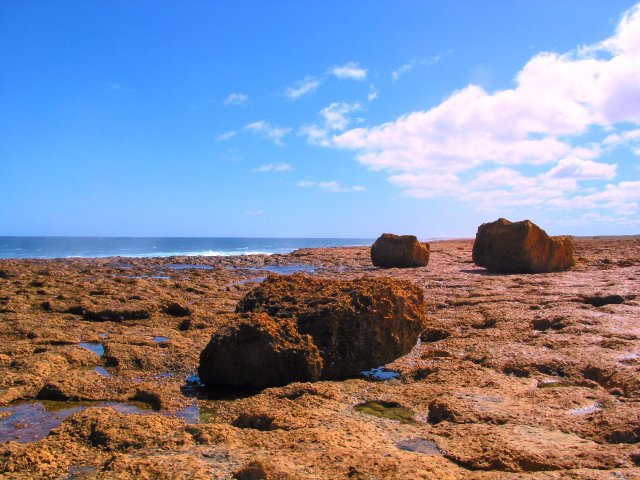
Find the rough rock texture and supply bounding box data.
[199,275,426,387]
[1,237,639,479]
[198,312,324,388]
[371,233,430,268]
[472,218,575,273]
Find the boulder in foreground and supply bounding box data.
[198,275,426,388]
[472,218,575,273]
[371,233,430,268]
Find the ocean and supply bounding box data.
[0,237,375,259]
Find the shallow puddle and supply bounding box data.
[396,438,443,455]
[226,277,266,286]
[0,401,151,443]
[569,402,602,415]
[619,353,640,365]
[78,342,104,356]
[537,379,574,388]
[164,264,213,271]
[67,465,97,479]
[152,336,170,343]
[262,264,316,274]
[175,402,219,424]
[125,275,170,279]
[360,367,401,381]
[93,366,112,377]
[354,401,414,423]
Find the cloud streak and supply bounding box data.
[224,93,249,106]
[286,77,321,100]
[297,180,365,193]
[245,121,292,146]
[252,163,293,173]
[331,62,367,80]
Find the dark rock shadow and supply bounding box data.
[181,375,263,401]
[460,268,504,276]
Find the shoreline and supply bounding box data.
[1,234,639,261]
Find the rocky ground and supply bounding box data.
[0,237,639,479]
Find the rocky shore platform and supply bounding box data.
[0,237,639,479]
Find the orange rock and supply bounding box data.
[199,274,426,387]
[371,233,430,268]
[472,218,575,273]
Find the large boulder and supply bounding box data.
[371,233,430,268]
[472,218,575,273]
[198,275,426,388]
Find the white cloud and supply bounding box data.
[300,102,362,146]
[320,102,362,131]
[216,130,237,141]
[286,77,321,100]
[245,121,292,146]
[252,163,293,173]
[224,93,249,106]
[557,211,640,226]
[545,157,616,180]
[297,180,366,193]
[331,62,367,80]
[244,210,264,216]
[329,4,640,219]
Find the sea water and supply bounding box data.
[0,237,374,259]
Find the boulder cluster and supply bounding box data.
[198,275,426,388]
[199,218,574,389]
[370,218,575,274]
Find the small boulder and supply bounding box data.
[472,218,574,273]
[371,233,430,268]
[199,275,426,388]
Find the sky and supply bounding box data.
[1,1,640,238]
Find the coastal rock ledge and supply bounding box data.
[371,233,430,268]
[198,274,426,388]
[472,218,575,273]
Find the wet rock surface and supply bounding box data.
[473,218,575,273]
[371,233,430,268]
[0,237,638,479]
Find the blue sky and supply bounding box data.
[1,1,639,238]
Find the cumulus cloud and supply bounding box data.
[330,4,640,218]
[286,77,321,100]
[297,180,365,193]
[224,93,249,106]
[331,62,367,80]
[245,121,292,146]
[252,163,293,173]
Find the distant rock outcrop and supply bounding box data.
[198,274,426,388]
[472,218,575,273]
[371,233,430,268]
